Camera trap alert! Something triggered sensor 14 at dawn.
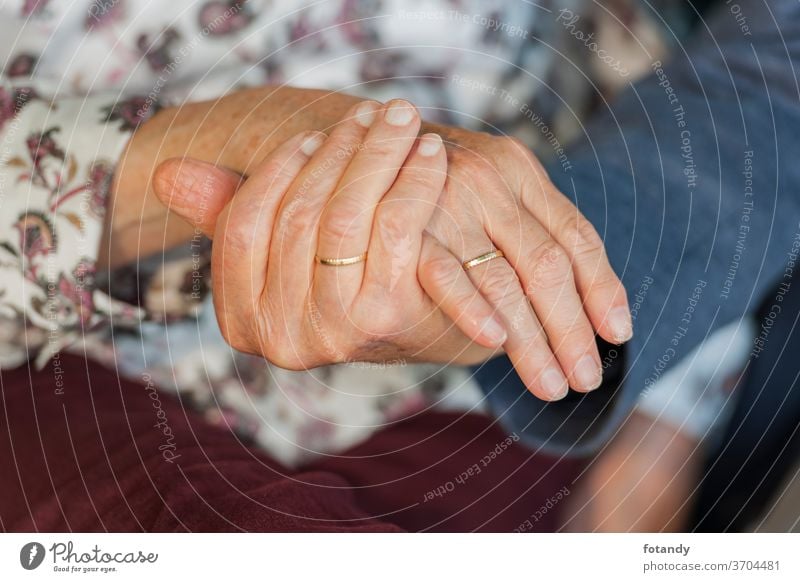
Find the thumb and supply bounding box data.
[152,157,242,239]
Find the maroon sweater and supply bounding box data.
[0,354,579,532]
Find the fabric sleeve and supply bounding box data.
[475,0,800,455]
[0,81,151,369]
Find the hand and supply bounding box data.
[412,124,633,398]
[154,100,508,369]
[154,99,632,401]
[100,87,365,269]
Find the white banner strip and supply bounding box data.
[1,533,797,580]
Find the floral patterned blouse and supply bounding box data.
[0,0,674,466]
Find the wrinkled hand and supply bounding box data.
[154,100,506,372]
[417,124,633,397]
[154,100,632,401]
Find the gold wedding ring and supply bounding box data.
[462,249,505,271]
[315,252,368,267]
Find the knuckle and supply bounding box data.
[420,252,459,290]
[262,315,316,370]
[448,291,486,322]
[218,226,250,257]
[302,299,354,366]
[562,215,604,258]
[397,166,443,193]
[545,305,592,339]
[478,262,524,306]
[526,241,573,292]
[363,138,402,159]
[215,302,259,357]
[265,345,306,371]
[275,197,317,242]
[221,323,252,355]
[510,323,546,346]
[315,136,360,169]
[327,131,363,155]
[216,207,260,256]
[561,327,597,353]
[258,158,299,186]
[493,191,524,218]
[588,268,621,292]
[320,201,361,240]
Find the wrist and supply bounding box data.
[100,107,196,269]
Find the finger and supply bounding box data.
[460,231,569,401]
[211,130,325,352]
[554,199,632,344]
[487,205,603,392]
[152,157,242,238]
[265,101,379,363]
[418,234,507,349]
[316,99,421,265]
[361,133,445,299]
[519,161,632,345]
[357,133,456,339]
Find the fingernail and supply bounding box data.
[418,133,443,157]
[574,355,603,391]
[609,306,633,343]
[385,100,416,126]
[481,316,507,346]
[300,133,325,156]
[541,368,569,400]
[354,101,378,128]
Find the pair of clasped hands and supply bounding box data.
[151,99,632,401]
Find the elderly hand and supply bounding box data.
[154,100,632,401]
[154,100,506,371]
[418,123,633,397]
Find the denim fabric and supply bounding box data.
[476,0,800,455]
